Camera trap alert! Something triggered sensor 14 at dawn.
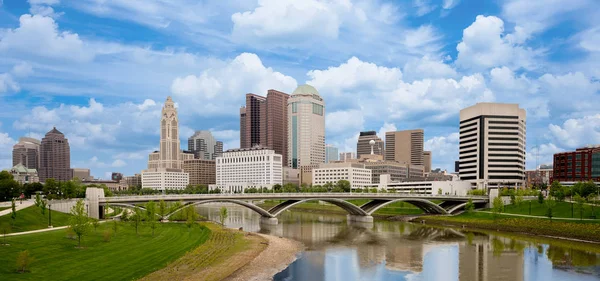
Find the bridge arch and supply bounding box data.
[359,199,449,215]
[165,199,273,219]
[268,198,369,217]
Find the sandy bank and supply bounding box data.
[223,233,304,281]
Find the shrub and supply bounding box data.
[16,250,33,273]
[103,230,112,242]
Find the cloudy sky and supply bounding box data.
[0,0,599,179]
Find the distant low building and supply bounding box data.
[525,167,553,187]
[8,163,39,185]
[213,146,282,193]
[82,179,128,192]
[283,167,300,186]
[377,175,471,195]
[72,168,93,181]
[183,159,216,186]
[313,162,372,189]
[125,174,141,188]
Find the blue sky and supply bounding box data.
[0,0,599,179]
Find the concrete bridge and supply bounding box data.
[87,189,488,223]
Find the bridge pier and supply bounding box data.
[347,215,373,223]
[260,217,279,225]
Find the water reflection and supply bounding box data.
[196,204,600,281]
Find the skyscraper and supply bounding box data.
[239,106,246,148]
[243,94,267,148]
[339,152,356,162]
[188,130,223,160]
[266,89,290,166]
[357,131,384,158]
[12,137,40,171]
[239,90,290,165]
[39,127,71,182]
[459,103,526,189]
[423,151,432,173]
[385,130,424,165]
[143,97,190,190]
[288,84,325,168]
[325,144,339,163]
[158,96,182,169]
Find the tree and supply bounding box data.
[92,219,100,233]
[145,201,157,236]
[43,178,59,199]
[336,180,351,193]
[185,205,198,230]
[132,206,143,235]
[112,220,118,236]
[538,192,544,204]
[158,200,167,221]
[34,193,42,207]
[69,200,91,247]
[492,196,504,221]
[514,195,524,208]
[588,194,596,219]
[574,194,585,220]
[11,199,17,226]
[437,188,442,195]
[40,199,47,215]
[545,197,557,222]
[16,250,33,273]
[465,198,475,213]
[219,207,228,226]
[272,184,282,193]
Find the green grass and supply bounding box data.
[0,206,11,212]
[259,199,424,216]
[0,222,211,280]
[499,200,599,219]
[0,206,72,233]
[419,211,600,242]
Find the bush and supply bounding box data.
[468,189,486,196]
[16,250,33,273]
[103,230,112,242]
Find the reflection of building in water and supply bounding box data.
[459,237,524,281]
[422,244,459,281]
[325,248,360,281]
[356,244,387,268]
[385,243,423,272]
[281,217,343,247]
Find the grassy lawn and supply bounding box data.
[0,206,72,233]
[0,222,211,280]
[419,211,600,242]
[141,223,266,281]
[500,200,598,219]
[259,199,424,216]
[0,206,11,212]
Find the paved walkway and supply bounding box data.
[476,211,600,221]
[4,219,111,237]
[0,200,34,217]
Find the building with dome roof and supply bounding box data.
[288,84,325,168]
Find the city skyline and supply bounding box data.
[0,1,599,178]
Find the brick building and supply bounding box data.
[551,146,600,183]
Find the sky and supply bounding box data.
[0,0,599,179]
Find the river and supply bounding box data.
[196,204,600,281]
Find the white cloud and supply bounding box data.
[326,109,364,135]
[171,53,297,116]
[424,132,459,170]
[403,56,457,81]
[413,0,437,16]
[402,25,443,54]
[0,73,20,93]
[232,0,344,42]
[527,143,563,169]
[70,98,104,118]
[11,62,34,77]
[0,14,92,62]
[456,15,540,70]
[111,159,126,168]
[0,131,16,170]
[548,114,600,148]
[307,56,402,96]
[442,0,460,9]
[578,28,600,52]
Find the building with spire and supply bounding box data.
[288,84,325,168]
[39,127,71,182]
[142,97,192,191]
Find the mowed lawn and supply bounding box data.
[500,200,599,219]
[0,206,72,233]
[0,222,211,281]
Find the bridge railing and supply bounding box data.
[103,193,488,201]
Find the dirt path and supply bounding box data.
[223,233,303,281]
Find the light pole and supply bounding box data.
[48,202,52,228]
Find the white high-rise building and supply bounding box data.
[213,147,283,193]
[312,162,372,189]
[288,84,325,168]
[142,96,190,191]
[459,103,526,190]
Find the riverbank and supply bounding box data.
[141,223,303,281]
[415,212,600,244]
